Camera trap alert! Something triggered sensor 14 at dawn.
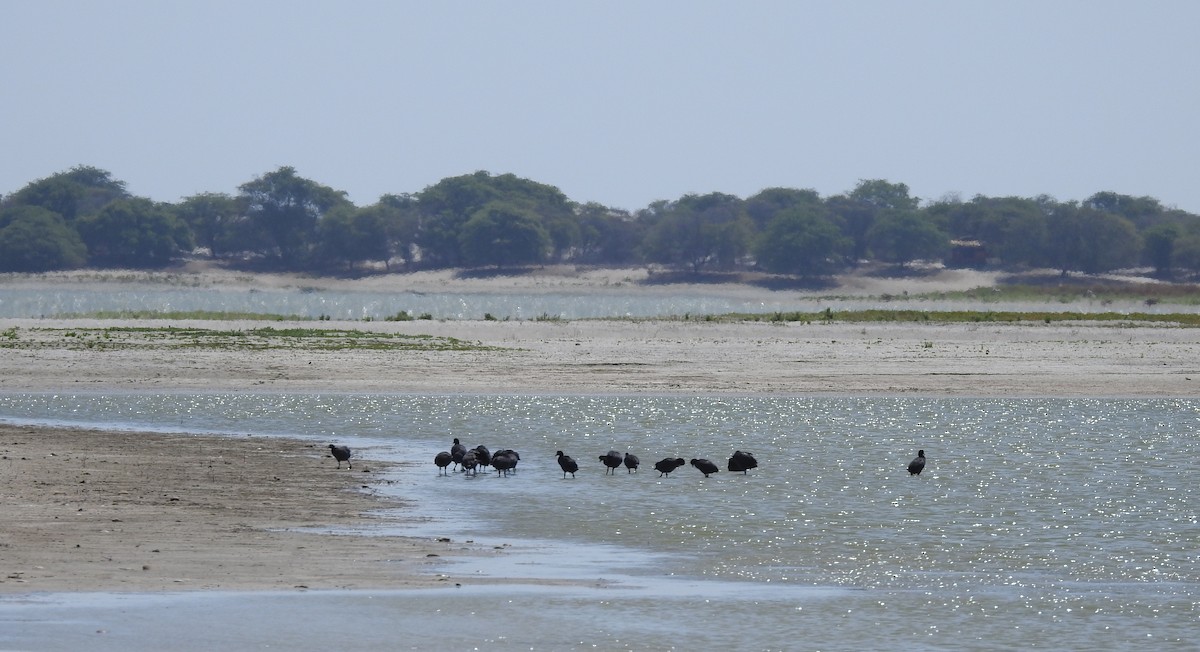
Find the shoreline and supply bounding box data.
[0,422,477,594]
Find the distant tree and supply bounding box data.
[4,165,128,221]
[632,199,670,230]
[76,198,192,268]
[984,198,1050,267]
[849,179,920,212]
[458,202,551,268]
[416,172,502,267]
[574,203,642,265]
[486,173,577,261]
[417,171,504,219]
[0,206,88,272]
[1042,204,1141,276]
[173,192,242,258]
[867,211,948,267]
[824,195,874,264]
[356,194,420,269]
[238,166,351,268]
[315,205,393,272]
[1141,223,1180,277]
[5,176,80,219]
[416,171,576,267]
[1170,229,1200,275]
[743,187,824,231]
[827,180,921,266]
[932,195,1050,268]
[1084,191,1164,229]
[754,205,849,276]
[641,192,750,272]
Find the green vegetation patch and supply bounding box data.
[50,310,307,321]
[726,309,1200,326]
[910,280,1200,305]
[0,326,498,352]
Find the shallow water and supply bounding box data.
[0,285,1186,320]
[1,393,1197,650]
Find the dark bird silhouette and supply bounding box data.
[727,450,758,474]
[450,438,467,471]
[654,457,686,477]
[556,450,579,478]
[461,449,479,476]
[908,449,926,476]
[690,458,719,477]
[599,450,623,475]
[328,444,352,469]
[434,451,453,475]
[473,445,492,471]
[623,452,640,473]
[492,449,520,476]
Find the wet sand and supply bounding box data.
[0,423,473,593]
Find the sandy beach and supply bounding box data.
[2,265,1197,595]
[0,424,473,593]
[2,316,1196,397]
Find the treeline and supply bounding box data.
[3,164,1200,279]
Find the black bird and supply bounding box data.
[497,448,521,466]
[492,449,519,476]
[690,458,719,477]
[450,438,467,471]
[908,449,926,476]
[556,450,579,478]
[727,450,758,474]
[461,449,479,476]
[328,444,352,469]
[599,450,623,475]
[623,452,640,473]
[473,445,492,471]
[434,451,453,475]
[653,457,686,477]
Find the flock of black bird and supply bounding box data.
[431,438,522,477]
[329,439,929,479]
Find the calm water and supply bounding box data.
[1,392,1197,650]
[0,285,1188,320]
[1,286,781,319]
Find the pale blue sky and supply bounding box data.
[3,1,1198,212]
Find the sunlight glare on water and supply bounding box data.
[0,392,1197,650]
[3,285,1193,320]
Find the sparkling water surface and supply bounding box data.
[1,392,1196,650]
[1,285,1190,320]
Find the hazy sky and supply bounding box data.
[3,1,1198,212]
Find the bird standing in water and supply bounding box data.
[727,450,758,474]
[434,451,453,475]
[450,438,467,471]
[908,449,926,476]
[599,450,622,475]
[556,450,579,478]
[690,458,719,477]
[623,452,640,473]
[654,457,686,477]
